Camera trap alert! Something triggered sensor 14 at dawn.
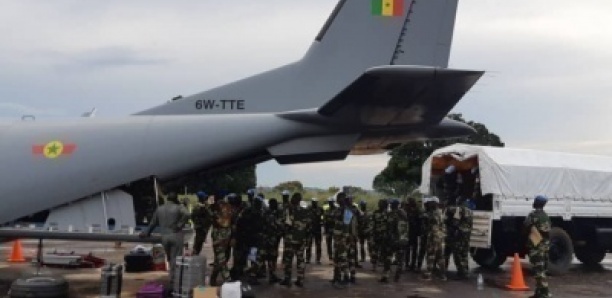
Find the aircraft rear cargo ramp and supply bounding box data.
[419,144,612,273]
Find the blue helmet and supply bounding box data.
[247,188,256,196]
[196,191,207,199]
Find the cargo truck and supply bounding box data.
[419,144,612,274]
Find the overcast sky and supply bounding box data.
[1,0,611,189]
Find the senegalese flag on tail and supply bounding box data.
[32,140,77,159]
[372,0,404,17]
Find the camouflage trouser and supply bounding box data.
[367,236,375,263]
[445,233,470,274]
[192,225,210,256]
[325,232,334,261]
[382,241,404,278]
[358,234,369,262]
[211,227,232,282]
[305,232,322,262]
[333,234,356,277]
[370,236,384,267]
[259,235,280,276]
[406,233,419,268]
[417,235,428,270]
[283,241,306,280]
[529,242,550,298]
[424,236,445,277]
[232,243,248,275]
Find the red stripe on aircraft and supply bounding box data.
[63,144,77,155]
[32,145,44,155]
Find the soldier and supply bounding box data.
[421,197,447,281]
[380,199,409,282]
[140,192,190,291]
[523,195,552,298]
[306,197,324,265]
[444,196,473,279]
[323,197,337,263]
[208,194,235,286]
[280,193,312,288]
[357,200,370,264]
[403,197,423,272]
[369,199,389,272]
[331,192,360,287]
[260,198,284,284]
[191,191,212,256]
[233,195,265,284]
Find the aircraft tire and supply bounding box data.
[547,227,574,276]
[8,275,69,298]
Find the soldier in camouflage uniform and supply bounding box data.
[421,197,447,281]
[323,197,337,263]
[331,192,361,287]
[260,198,284,284]
[369,199,389,272]
[524,195,552,298]
[280,193,312,288]
[357,200,370,264]
[306,198,324,264]
[191,191,212,256]
[444,197,473,279]
[208,194,235,286]
[380,199,409,282]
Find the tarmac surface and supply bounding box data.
[0,237,611,298]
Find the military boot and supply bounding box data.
[209,269,219,286]
[294,278,304,288]
[279,277,292,288]
[394,270,401,282]
[349,271,356,284]
[268,273,281,285]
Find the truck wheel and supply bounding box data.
[575,246,606,267]
[472,247,507,269]
[547,227,573,275]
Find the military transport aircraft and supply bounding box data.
[0,0,482,228]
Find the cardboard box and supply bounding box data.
[193,286,218,298]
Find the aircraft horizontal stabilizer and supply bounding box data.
[319,66,484,126]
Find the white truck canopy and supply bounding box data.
[419,144,612,200]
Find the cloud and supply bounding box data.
[52,47,171,72]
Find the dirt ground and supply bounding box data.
[0,238,611,298]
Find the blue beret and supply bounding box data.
[534,195,548,203]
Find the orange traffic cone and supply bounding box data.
[7,240,26,263]
[506,253,529,291]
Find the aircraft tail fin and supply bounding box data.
[136,0,460,116]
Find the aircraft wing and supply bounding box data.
[319,66,484,126]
